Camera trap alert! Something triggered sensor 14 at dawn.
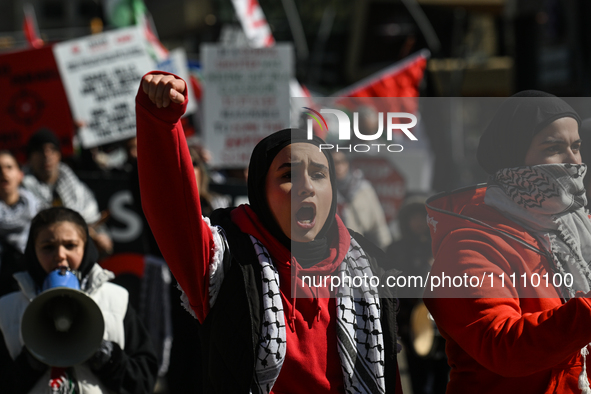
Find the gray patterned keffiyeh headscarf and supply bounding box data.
[484,163,591,299]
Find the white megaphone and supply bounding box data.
[21,268,105,367]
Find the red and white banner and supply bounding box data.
[230,0,275,48]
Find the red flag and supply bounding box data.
[325,51,431,225]
[22,4,43,49]
[333,50,429,98]
[332,49,429,118]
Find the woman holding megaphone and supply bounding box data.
[0,207,158,393]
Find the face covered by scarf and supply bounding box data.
[24,207,99,291]
[477,90,591,298]
[247,128,338,268]
[485,163,591,298]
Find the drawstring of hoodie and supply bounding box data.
[314,285,322,322]
[580,345,591,394]
[287,257,324,331]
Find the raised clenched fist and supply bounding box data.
[141,74,186,108]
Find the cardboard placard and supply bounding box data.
[201,44,293,168]
[53,26,154,148]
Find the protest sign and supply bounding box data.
[0,45,73,161]
[53,26,154,148]
[201,44,293,168]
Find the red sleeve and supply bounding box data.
[424,229,591,377]
[135,71,213,323]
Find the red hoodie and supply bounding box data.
[424,186,591,394]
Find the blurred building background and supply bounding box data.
[2,0,590,193]
[1,0,590,96]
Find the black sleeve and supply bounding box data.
[0,330,48,393]
[91,304,158,394]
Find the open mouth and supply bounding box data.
[295,205,316,229]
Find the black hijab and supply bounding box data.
[247,128,337,267]
[477,90,581,174]
[24,207,99,290]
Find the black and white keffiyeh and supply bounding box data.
[484,163,591,298]
[249,236,385,394]
[335,238,386,394]
[22,163,101,224]
[250,236,287,394]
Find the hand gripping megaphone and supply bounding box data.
[21,268,105,367]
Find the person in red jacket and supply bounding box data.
[424,91,591,393]
[135,73,403,393]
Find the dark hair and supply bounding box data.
[29,207,88,247]
[26,128,61,157]
[0,150,21,169]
